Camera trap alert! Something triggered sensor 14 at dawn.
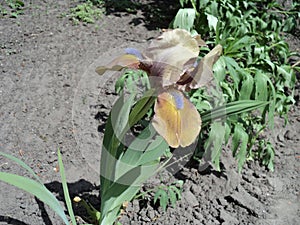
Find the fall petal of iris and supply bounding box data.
[95,54,140,75]
[152,89,201,148]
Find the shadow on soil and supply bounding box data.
[104,0,180,30]
[0,216,28,225]
[0,179,100,225]
[46,179,100,224]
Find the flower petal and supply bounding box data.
[189,44,223,89]
[152,89,201,148]
[95,54,140,75]
[143,29,200,87]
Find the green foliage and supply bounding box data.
[0,0,24,18]
[173,0,298,171]
[99,91,170,224]
[0,152,70,225]
[66,0,104,25]
[153,180,183,211]
[57,149,77,225]
[115,69,151,94]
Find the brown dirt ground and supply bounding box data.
[0,1,299,225]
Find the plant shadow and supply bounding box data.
[44,179,100,224]
[104,0,180,30]
[0,215,29,225]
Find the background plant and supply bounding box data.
[65,0,104,25]
[0,0,24,18]
[171,0,299,171]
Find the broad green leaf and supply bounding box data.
[239,72,254,100]
[168,188,177,207]
[154,189,168,211]
[0,172,69,225]
[213,55,227,82]
[224,56,241,88]
[111,93,136,139]
[128,88,156,127]
[101,93,136,196]
[115,127,167,180]
[205,13,218,32]
[100,164,158,224]
[254,71,269,101]
[204,121,225,171]
[232,123,249,172]
[172,8,196,31]
[100,100,168,225]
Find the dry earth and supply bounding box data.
[0,1,299,225]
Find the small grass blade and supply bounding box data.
[57,149,77,225]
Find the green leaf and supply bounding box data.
[201,100,269,125]
[168,188,177,208]
[0,151,42,183]
[57,149,77,225]
[239,72,254,100]
[101,93,136,197]
[128,88,156,127]
[205,13,218,32]
[154,188,168,211]
[0,172,69,225]
[169,184,182,199]
[100,91,168,224]
[172,8,196,31]
[204,121,225,171]
[254,72,268,101]
[223,56,241,89]
[232,123,249,172]
[111,93,136,139]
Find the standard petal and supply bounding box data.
[189,44,223,89]
[152,89,201,148]
[95,54,140,75]
[144,29,200,86]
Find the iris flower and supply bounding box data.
[96,29,222,148]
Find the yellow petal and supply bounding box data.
[95,54,140,75]
[152,89,201,148]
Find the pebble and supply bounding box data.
[220,209,239,224]
[277,133,285,142]
[183,190,199,207]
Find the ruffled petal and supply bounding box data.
[143,29,200,87]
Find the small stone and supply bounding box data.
[218,197,229,206]
[277,133,285,142]
[220,209,239,225]
[147,209,155,219]
[183,190,199,207]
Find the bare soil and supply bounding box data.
[0,1,299,225]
